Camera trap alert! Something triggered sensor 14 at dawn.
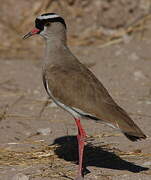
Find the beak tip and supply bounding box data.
[22,32,32,40]
[22,28,40,40]
[22,36,26,40]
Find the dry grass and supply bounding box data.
[0,139,150,179]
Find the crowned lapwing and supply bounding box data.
[23,13,146,180]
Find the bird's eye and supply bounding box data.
[45,22,50,27]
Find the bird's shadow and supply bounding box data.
[51,135,148,175]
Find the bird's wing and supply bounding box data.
[43,60,146,140]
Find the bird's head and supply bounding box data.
[23,13,66,40]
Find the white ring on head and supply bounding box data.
[37,14,60,20]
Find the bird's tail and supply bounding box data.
[115,107,147,141]
[123,131,146,141]
[119,120,146,141]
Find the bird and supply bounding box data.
[23,13,146,180]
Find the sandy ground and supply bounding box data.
[0,38,151,180]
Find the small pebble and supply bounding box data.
[115,49,123,56]
[12,173,29,180]
[123,34,132,44]
[146,101,151,105]
[129,52,139,61]
[37,128,51,135]
[134,71,145,80]
[142,161,151,166]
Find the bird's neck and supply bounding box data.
[44,33,67,64]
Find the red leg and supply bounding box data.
[74,118,86,180]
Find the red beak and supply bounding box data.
[23,28,40,39]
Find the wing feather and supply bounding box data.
[42,57,146,140]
